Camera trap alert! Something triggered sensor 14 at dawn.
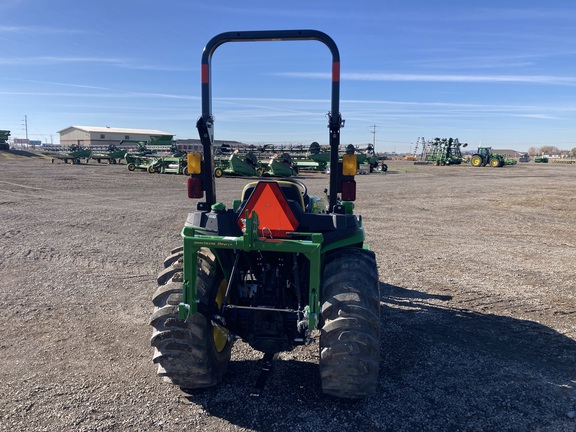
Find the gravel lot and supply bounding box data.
[1,152,576,431]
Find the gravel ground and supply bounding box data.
[1,152,576,431]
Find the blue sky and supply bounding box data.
[1,0,575,153]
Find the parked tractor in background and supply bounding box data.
[149,30,380,399]
[470,147,505,167]
[0,130,10,151]
[519,153,530,163]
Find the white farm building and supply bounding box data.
[57,126,174,148]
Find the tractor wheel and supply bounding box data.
[150,248,233,390]
[319,248,380,398]
[381,163,388,172]
[214,167,224,178]
[148,166,156,174]
[163,247,184,268]
[127,163,136,171]
[256,167,264,176]
[470,155,483,167]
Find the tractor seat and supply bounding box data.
[240,180,308,212]
[237,179,359,243]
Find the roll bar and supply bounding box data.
[196,30,343,211]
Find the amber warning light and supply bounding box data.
[340,153,357,201]
[186,152,204,199]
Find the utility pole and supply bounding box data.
[370,124,378,152]
[22,115,30,148]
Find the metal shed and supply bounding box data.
[57,126,173,148]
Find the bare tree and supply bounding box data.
[540,145,560,156]
[528,146,540,156]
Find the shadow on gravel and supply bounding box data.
[182,282,576,431]
[0,149,47,159]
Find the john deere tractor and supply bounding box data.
[149,30,380,399]
[470,146,505,167]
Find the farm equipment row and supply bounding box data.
[41,138,387,177]
[412,137,517,168]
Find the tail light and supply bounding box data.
[341,179,356,201]
[341,153,357,201]
[188,177,203,198]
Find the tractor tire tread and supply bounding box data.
[149,248,232,390]
[320,248,380,399]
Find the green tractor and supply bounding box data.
[149,30,380,399]
[470,146,505,167]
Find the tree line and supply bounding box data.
[527,146,576,157]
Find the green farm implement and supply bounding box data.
[0,130,10,151]
[126,154,160,172]
[88,145,126,164]
[125,136,186,173]
[149,30,380,399]
[153,155,189,174]
[44,144,91,164]
[425,137,466,166]
[303,141,383,173]
[264,152,298,177]
[214,151,263,177]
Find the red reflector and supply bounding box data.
[341,179,356,201]
[332,61,340,82]
[201,63,209,84]
[188,177,203,199]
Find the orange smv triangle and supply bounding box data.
[238,182,299,237]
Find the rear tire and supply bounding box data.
[150,248,233,389]
[320,248,380,398]
[471,155,483,167]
